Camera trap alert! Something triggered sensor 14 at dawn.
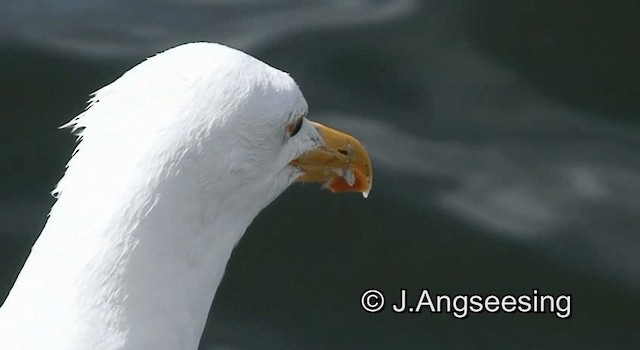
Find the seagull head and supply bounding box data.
[60,42,372,215]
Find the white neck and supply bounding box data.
[0,145,280,350]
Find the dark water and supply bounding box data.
[1,1,639,349]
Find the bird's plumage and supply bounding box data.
[0,42,371,350]
[0,43,320,349]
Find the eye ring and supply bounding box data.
[288,118,304,137]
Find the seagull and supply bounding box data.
[0,42,372,349]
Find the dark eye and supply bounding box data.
[288,118,303,137]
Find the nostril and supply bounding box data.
[338,149,348,155]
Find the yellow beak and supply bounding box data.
[290,121,373,197]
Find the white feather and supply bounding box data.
[0,42,320,350]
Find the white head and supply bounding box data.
[56,42,371,220]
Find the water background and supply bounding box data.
[1,1,639,348]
